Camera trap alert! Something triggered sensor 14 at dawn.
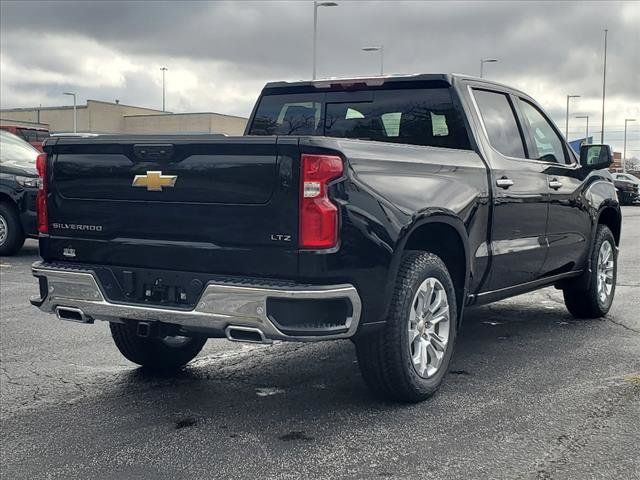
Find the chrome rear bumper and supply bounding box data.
[31,262,361,343]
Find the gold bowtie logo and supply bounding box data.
[132,171,177,191]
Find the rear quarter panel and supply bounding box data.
[297,137,490,325]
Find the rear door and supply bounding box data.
[44,135,301,277]
[515,97,591,275]
[470,88,549,291]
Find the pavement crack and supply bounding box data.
[605,315,640,334]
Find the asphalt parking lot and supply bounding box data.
[1,208,639,480]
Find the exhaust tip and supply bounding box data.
[55,306,92,324]
[225,326,271,344]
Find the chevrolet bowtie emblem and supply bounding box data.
[132,171,177,191]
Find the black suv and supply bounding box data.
[0,130,39,255]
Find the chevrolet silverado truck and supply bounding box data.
[30,74,621,402]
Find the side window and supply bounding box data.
[36,131,50,141]
[473,89,526,158]
[518,99,568,164]
[249,93,324,135]
[16,128,32,142]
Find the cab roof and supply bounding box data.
[263,73,528,98]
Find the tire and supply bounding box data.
[0,202,25,256]
[110,322,207,372]
[562,225,617,318]
[355,251,458,403]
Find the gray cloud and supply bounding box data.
[1,0,638,148]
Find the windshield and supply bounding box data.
[249,87,471,150]
[0,130,39,170]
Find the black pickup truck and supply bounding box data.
[30,74,621,402]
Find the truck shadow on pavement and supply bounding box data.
[104,295,612,423]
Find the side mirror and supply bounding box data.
[580,144,613,170]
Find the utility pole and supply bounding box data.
[565,95,580,139]
[313,1,338,80]
[480,58,498,78]
[63,92,77,133]
[600,29,608,144]
[160,67,168,112]
[362,45,384,75]
[575,115,589,144]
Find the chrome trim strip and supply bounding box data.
[32,264,362,343]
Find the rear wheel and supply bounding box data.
[563,225,617,318]
[109,322,207,372]
[0,202,25,256]
[355,252,457,403]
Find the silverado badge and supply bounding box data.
[132,171,177,191]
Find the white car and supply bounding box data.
[612,172,640,188]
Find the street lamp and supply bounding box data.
[160,67,168,112]
[63,92,77,133]
[313,1,338,80]
[623,118,636,173]
[600,29,608,143]
[565,95,580,139]
[362,45,384,75]
[575,115,589,144]
[479,58,498,78]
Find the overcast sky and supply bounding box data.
[1,0,638,152]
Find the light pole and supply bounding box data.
[160,67,168,112]
[575,115,589,144]
[600,29,608,143]
[623,118,636,173]
[313,1,338,80]
[362,45,384,75]
[565,95,580,139]
[63,92,77,133]
[479,58,498,78]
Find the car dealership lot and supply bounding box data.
[1,208,639,480]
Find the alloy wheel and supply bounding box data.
[596,240,615,304]
[408,277,451,378]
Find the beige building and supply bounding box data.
[0,100,248,136]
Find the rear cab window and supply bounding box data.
[472,89,526,159]
[249,85,471,150]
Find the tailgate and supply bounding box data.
[43,135,301,277]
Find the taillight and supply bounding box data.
[299,154,343,249]
[36,153,48,233]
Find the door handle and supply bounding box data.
[549,179,563,190]
[496,177,514,189]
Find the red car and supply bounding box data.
[0,124,50,152]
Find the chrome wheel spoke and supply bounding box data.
[428,289,443,315]
[430,333,446,352]
[412,339,428,376]
[418,280,434,317]
[426,342,443,373]
[408,327,420,343]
